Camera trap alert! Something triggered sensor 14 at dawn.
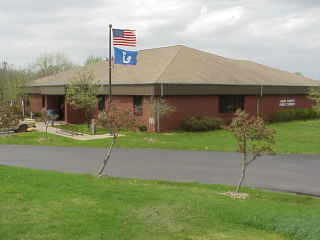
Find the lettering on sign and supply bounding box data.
[279,99,296,107]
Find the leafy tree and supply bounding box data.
[84,56,104,65]
[32,53,74,78]
[97,104,140,176]
[65,70,100,128]
[40,109,58,139]
[308,86,320,113]
[227,110,276,193]
[149,97,176,132]
[0,62,30,122]
[0,103,21,132]
[0,62,30,102]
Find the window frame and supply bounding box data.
[42,95,46,108]
[97,95,106,111]
[133,96,143,116]
[219,95,245,114]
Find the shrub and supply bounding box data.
[270,108,320,123]
[181,116,224,131]
[138,125,147,132]
[32,112,42,118]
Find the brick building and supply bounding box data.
[26,45,319,131]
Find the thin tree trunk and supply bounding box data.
[45,121,49,139]
[236,138,247,193]
[236,161,247,193]
[97,134,117,176]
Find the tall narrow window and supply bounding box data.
[219,96,244,113]
[42,95,46,108]
[133,96,143,116]
[98,96,106,111]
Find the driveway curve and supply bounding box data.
[0,145,319,196]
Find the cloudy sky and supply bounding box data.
[1,0,320,79]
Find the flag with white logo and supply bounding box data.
[114,47,138,65]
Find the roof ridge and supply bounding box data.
[139,44,184,52]
[155,45,184,83]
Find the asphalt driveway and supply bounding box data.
[0,145,319,196]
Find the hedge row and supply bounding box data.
[181,116,224,132]
[269,108,320,123]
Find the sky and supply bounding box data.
[1,0,320,80]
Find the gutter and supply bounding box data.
[26,82,318,88]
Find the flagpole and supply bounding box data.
[108,24,112,104]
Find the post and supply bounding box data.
[108,24,113,104]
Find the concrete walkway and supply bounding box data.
[35,122,114,140]
[0,145,319,196]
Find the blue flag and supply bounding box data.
[114,47,138,65]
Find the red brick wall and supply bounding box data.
[105,95,153,130]
[160,96,219,131]
[30,95,43,113]
[65,103,87,124]
[108,96,134,111]
[30,94,313,131]
[159,95,313,131]
[244,96,258,116]
[260,95,313,119]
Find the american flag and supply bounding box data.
[112,29,136,47]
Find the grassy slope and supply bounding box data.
[0,120,320,154]
[1,166,320,240]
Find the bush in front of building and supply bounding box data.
[270,108,320,123]
[138,125,148,132]
[32,112,42,118]
[181,116,224,131]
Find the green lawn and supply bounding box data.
[0,120,320,154]
[55,123,108,135]
[1,166,319,240]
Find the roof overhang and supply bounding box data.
[26,83,314,96]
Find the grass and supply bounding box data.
[55,123,108,135]
[0,120,320,154]
[1,166,319,240]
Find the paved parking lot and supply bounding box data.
[0,145,319,196]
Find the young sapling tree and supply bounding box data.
[228,110,276,193]
[41,108,58,139]
[97,104,140,176]
[149,97,176,132]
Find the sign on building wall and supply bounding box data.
[279,98,296,107]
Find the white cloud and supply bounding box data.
[1,0,320,79]
[184,6,245,35]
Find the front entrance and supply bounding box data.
[46,95,65,121]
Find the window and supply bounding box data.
[98,96,106,111]
[219,95,244,113]
[133,96,143,116]
[42,95,46,108]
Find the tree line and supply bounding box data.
[0,53,104,129]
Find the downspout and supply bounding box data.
[257,85,263,117]
[157,83,164,132]
[161,82,164,97]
